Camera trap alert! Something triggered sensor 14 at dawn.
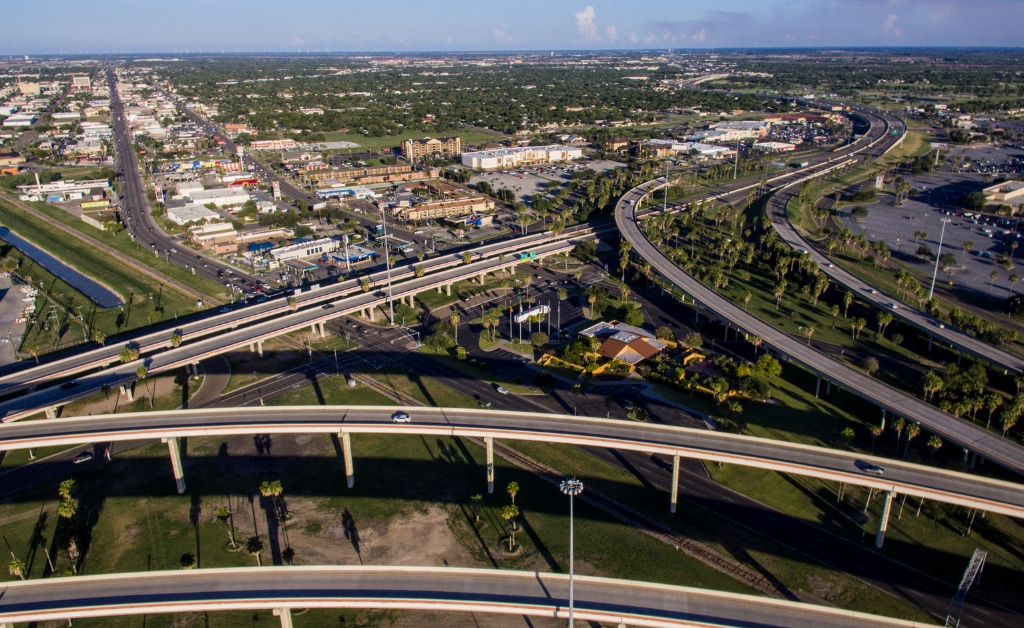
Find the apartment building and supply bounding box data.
[401,136,462,159]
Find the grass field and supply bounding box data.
[12,197,228,301]
[321,128,506,150]
[0,199,206,350]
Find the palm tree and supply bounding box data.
[843,291,853,317]
[830,305,840,328]
[604,396,614,418]
[750,335,762,357]
[870,426,882,454]
[989,270,999,294]
[501,504,520,550]
[287,296,298,311]
[414,264,425,278]
[463,251,473,265]
[57,498,77,520]
[216,506,238,548]
[449,311,461,344]
[119,345,139,363]
[8,557,26,580]
[245,536,264,566]
[507,481,520,504]
[136,365,151,407]
[961,241,974,267]
[927,435,943,458]
[620,284,631,304]
[904,423,921,458]
[893,417,906,454]
[742,291,752,311]
[802,326,815,346]
[984,393,1003,430]
[469,495,483,522]
[169,332,182,348]
[773,281,786,310]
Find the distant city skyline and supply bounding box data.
[3,0,1023,54]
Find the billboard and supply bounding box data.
[272,180,282,201]
[930,142,949,150]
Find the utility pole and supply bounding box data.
[928,218,950,302]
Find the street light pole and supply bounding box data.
[559,478,584,628]
[379,205,395,324]
[928,218,950,302]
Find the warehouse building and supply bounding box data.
[460,145,583,170]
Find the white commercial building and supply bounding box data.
[270,237,340,262]
[3,113,37,128]
[181,187,251,208]
[167,205,220,226]
[752,141,797,153]
[461,145,583,170]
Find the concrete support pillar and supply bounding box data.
[408,293,414,308]
[958,351,963,366]
[249,342,255,352]
[310,323,317,335]
[369,306,376,322]
[318,321,325,338]
[273,608,294,628]
[162,437,186,494]
[436,286,441,293]
[339,431,354,488]
[723,323,729,342]
[815,375,821,398]
[446,283,452,296]
[927,335,934,351]
[875,490,895,548]
[826,379,831,395]
[485,436,494,494]
[880,409,886,430]
[257,341,264,357]
[45,406,58,420]
[123,385,135,402]
[670,455,680,514]
[478,273,485,285]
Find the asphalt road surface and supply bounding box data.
[0,565,934,628]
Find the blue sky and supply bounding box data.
[3,0,1022,54]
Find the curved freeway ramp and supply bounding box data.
[767,170,1024,375]
[2,407,1022,518]
[0,565,931,627]
[617,179,1024,476]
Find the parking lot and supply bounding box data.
[470,158,624,203]
[837,171,1021,299]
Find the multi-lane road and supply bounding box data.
[767,171,1024,375]
[617,149,1024,476]
[106,68,257,287]
[0,566,930,628]
[0,225,581,400]
[3,406,1022,519]
[0,236,580,421]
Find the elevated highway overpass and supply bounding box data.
[0,224,594,400]
[618,171,1024,477]
[0,565,932,628]
[2,406,1021,548]
[0,234,585,422]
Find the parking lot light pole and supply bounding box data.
[560,478,584,628]
[928,218,950,302]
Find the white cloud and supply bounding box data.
[493,27,512,43]
[605,25,617,41]
[629,32,639,44]
[575,6,597,38]
[692,29,706,43]
[290,36,305,47]
[884,13,903,36]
